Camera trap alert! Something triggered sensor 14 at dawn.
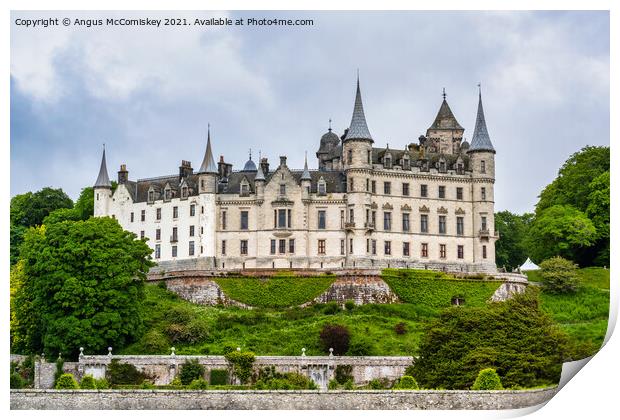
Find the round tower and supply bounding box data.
[93,146,112,217]
[197,126,218,263]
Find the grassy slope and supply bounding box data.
[529,268,610,356]
[123,270,501,356]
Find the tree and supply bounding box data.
[411,289,570,389]
[494,211,533,271]
[10,187,73,228]
[42,208,82,225]
[539,257,580,294]
[586,171,610,266]
[12,217,154,357]
[10,224,27,267]
[526,205,597,263]
[74,187,95,220]
[319,324,351,355]
[471,368,503,390]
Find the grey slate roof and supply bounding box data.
[254,163,265,181]
[94,148,112,188]
[317,129,340,153]
[133,175,199,202]
[217,169,346,194]
[344,78,373,142]
[301,155,312,180]
[242,158,257,172]
[468,91,495,153]
[429,99,464,131]
[198,128,218,173]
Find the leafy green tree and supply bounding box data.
[411,289,570,389]
[74,187,95,220]
[586,171,610,266]
[494,211,533,271]
[42,208,82,225]
[10,224,27,267]
[471,368,503,390]
[225,351,256,384]
[10,187,74,228]
[539,257,580,294]
[12,217,154,357]
[527,205,597,263]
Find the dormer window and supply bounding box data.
[181,185,189,199]
[164,187,173,201]
[317,177,327,196]
[148,188,156,203]
[439,160,446,172]
[457,163,464,174]
[402,157,410,170]
[384,155,392,169]
[240,183,250,197]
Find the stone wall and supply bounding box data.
[37,355,414,391]
[301,275,399,306]
[11,387,558,410]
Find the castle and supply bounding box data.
[93,78,498,272]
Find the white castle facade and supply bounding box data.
[93,79,498,272]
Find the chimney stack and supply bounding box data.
[260,157,269,175]
[179,160,193,180]
[118,164,128,184]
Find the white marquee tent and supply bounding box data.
[519,257,540,271]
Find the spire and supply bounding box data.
[468,85,495,153]
[344,74,373,142]
[199,124,218,173]
[428,89,464,130]
[94,145,111,188]
[255,150,265,181]
[301,151,311,181]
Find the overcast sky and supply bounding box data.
[10,10,609,214]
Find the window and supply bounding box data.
[240,211,249,230]
[402,213,410,232]
[130,212,134,222]
[366,178,370,192]
[340,239,345,255]
[456,187,463,200]
[318,210,326,229]
[439,161,446,172]
[403,157,410,170]
[140,230,145,240]
[181,186,188,199]
[148,191,154,202]
[277,209,287,228]
[288,209,292,228]
[189,241,195,256]
[457,217,464,236]
[438,186,445,199]
[371,180,376,194]
[481,160,486,173]
[420,214,428,233]
[270,239,276,254]
[481,216,487,231]
[156,228,161,241]
[190,204,196,216]
[165,188,172,200]
[349,238,353,253]
[141,210,145,222]
[289,239,295,254]
[384,241,392,255]
[318,239,326,255]
[222,211,227,230]
[457,245,464,259]
[189,225,195,237]
[155,244,161,259]
[371,239,377,255]
[222,240,226,256]
[279,239,286,254]
[318,181,326,195]
[201,227,203,234]
[402,183,410,196]
[348,178,354,192]
[421,184,428,197]
[383,212,392,231]
[439,216,446,234]
[421,243,428,258]
[240,183,249,196]
[384,155,392,168]
[347,149,353,164]
[173,206,178,219]
[240,240,248,255]
[483,245,488,259]
[367,150,371,164]
[403,242,410,257]
[279,184,286,196]
[384,182,391,195]
[172,227,178,242]
[156,208,161,220]
[340,210,345,229]
[439,244,447,259]
[481,187,486,201]
[371,211,376,227]
[349,208,354,223]
[172,245,178,258]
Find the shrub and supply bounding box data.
[323,302,341,315]
[394,322,407,335]
[10,372,24,389]
[254,368,317,390]
[140,380,156,389]
[107,359,146,385]
[394,376,419,390]
[368,378,390,389]
[95,378,109,389]
[347,339,374,356]
[142,330,170,354]
[334,365,353,384]
[157,280,168,290]
[55,373,79,389]
[169,377,183,389]
[472,368,503,390]
[328,379,339,390]
[188,378,209,390]
[80,374,97,389]
[179,359,205,385]
[404,365,415,377]
[343,379,354,390]
[53,358,64,386]
[225,351,255,384]
[539,257,580,294]
[344,300,355,311]
[209,369,229,385]
[319,324,350,355]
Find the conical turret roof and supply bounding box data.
[468,87,495,153]
[301,152,311,181]
[198,125,218,173]
[344,76,373,142]
[429,90,464,130]
[94,146,111,188]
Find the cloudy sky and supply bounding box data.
[10,10,609,214]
